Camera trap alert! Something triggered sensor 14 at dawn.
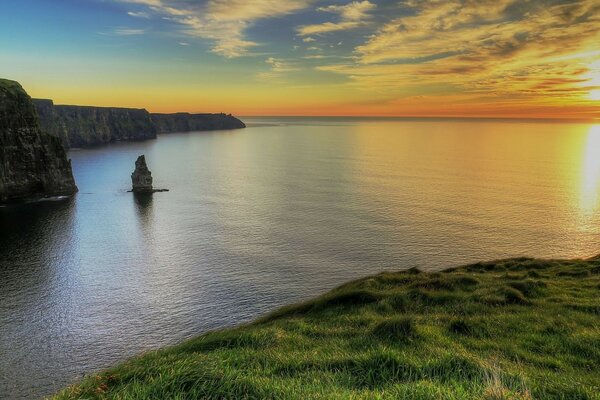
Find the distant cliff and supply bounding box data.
[33,100,245,148]
[33,99,157,148]
[0,80,77,202]
[151,112,246,133]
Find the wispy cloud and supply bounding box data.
[99,27,148,36]
[318,0,600,112]
[265,57,296,72]
[257,57,298,81]
[116,0,313,57]
[317,1,375,21]
[127,11,150,18]
[297,1,375,36]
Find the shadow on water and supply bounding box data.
[0,198,78,398]
[0,199,76,317]
[133,192,154,224]
[0,198,77,290]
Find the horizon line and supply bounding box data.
[238,115,600,123]
[31,98,599,124]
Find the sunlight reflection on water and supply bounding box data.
[580,125,600,216]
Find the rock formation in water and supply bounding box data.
[0,79,77,202]
[131,155,153,193]
[33,99,158,148]
[130,155,168,193]
[33,100,246,149]
[151,112,246,134]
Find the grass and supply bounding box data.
[54,257,600,399]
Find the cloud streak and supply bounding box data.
[318,0,600,115]
[99,27,148,36]
[118,0,313,57]
[297,1,375,36]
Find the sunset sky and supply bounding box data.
[1,0,599,118]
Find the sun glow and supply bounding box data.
[580,125,600,215]
[586,60,600,101]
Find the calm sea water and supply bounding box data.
[1,118,600,399]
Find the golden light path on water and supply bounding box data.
[579,125,600,217]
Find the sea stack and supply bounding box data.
[131,155,153,193]
[0,78,78,203]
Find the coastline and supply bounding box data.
[54,257,600,399]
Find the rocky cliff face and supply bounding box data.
[33,100,246,148]
[0,79,77,202]
[151,112,246,134]
[33,99,157,148]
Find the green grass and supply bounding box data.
[54,257,600,399]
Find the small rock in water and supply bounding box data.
[131,155,168,193]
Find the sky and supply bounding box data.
[1,0,599,118]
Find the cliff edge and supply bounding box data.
[33,99,157,148]
[33,100,246,148]
[0,79,77,202]
[151,112,246,133]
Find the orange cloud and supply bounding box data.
[315,0,600,118]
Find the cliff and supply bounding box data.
[0,80,77,202]
[151,112,246,133]
[33,100,246,148]
[33,99,157,148]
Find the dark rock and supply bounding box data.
[33,99,158,148]
[151,112,246,133]
[130,155,168,194]
[131,155,153,193]
[0,79,77,203]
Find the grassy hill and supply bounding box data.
[55,257,600,399]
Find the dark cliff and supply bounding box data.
[33,99,157,148]
[151,112,246,134]
[33,100,246,148]
[0,80,77,202]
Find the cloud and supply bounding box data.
[297,1,375,36]
[116,0,313,57]
[318,0,600,109]
[355,0,600,64]
[303,54,348,60]
[99,27,148,36]
[298,21,363,36]
[317,1,375,21]
[127,11,150,18]
[109,0,599,117]
[265,57,296,72]
[257,57,298,81]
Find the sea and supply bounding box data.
[1,117,599,398]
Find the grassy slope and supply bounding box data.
[55,258,600,400]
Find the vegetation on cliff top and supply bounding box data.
[55,257,600,399]
[0,78,24,94]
